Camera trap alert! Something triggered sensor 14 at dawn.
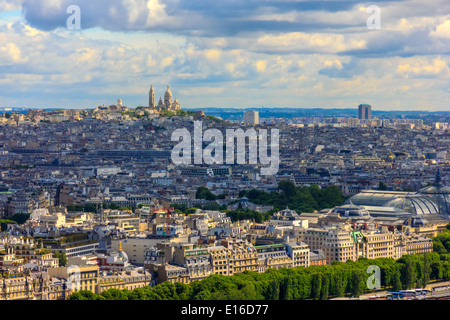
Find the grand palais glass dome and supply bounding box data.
[347,170,449,219]
[417,169,450,218]
[382,195,440,215]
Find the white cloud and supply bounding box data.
[255,60,267,72]
[254,32,366,54]
[397,57,450,78]
[203,49,221,61]
[0,42,25,63]
[430,19,450,38]
[145,0,170,27]
[0,0,22,11]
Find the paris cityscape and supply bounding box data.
[0,0,449,311]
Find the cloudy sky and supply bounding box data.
[0,0,449,111]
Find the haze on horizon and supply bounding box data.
[0,0,449,111]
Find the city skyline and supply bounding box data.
[0,0,449,111]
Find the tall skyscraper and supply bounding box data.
[244,110,259,125]
[358,104,372,120]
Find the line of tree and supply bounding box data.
[68,251,450,300]
[239,181,346,213]
[195,186,228,201]
[0,213,30,231]
[223,208,272,223]
[0,218,16,231]
[174,182,346,222]
[432,224,450,253]
[53,251,68,267]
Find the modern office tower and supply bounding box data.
[358,104,372,120]
[244,110,259,125]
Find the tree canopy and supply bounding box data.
[239,182,346,213]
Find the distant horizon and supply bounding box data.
[2,105,449,114]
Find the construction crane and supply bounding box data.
[162,207,174,236]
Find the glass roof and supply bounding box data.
[348,170,450,217]
[348,190,415,206]
[417,169,450,217]
[383,196,439,215]
[419,185,450,195]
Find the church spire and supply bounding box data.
[434,168,442,187]
[149,84,155,108]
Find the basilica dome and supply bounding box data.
[164,85,172,101]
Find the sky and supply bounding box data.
[0,0,449,111]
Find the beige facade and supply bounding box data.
[111,238,161,265]
[0,247,25,273]
[151,264,189,285]
[208,246,232,276]
[286,242,310,268]
[97,270,150,293]
[393,233,406,260]
[221,239,258,274]
[0,273,70,301]
[322,227,356,263]
[8,238,58,268]
[300,227,328,251]
[151,239,259,285]
[301,223,434,264]
[405,236,433,255]
[403,222,449,238]
[0,276,34,300]
[47,265,99,293]
[173,244,212,282]
[360,228,395,260]
[256,244,293,273]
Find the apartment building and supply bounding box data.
[47,265,99,293]
[405,236,433,255]
[322,227,356,263]
[0,247,24,274]
[255,243,293,273]
[310,250,327,265]
[286,242,310,268]
[301,223,433,265]
[393,233,407,260]
[359,228,395,260]
[8,238,58,268]
[97,269,151,293]
[221,239,258,274]
[300,227,329,251]
[173,244,212,282]
[0,276,34,300]
[208,245,232,276]
[151,263,189,285]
